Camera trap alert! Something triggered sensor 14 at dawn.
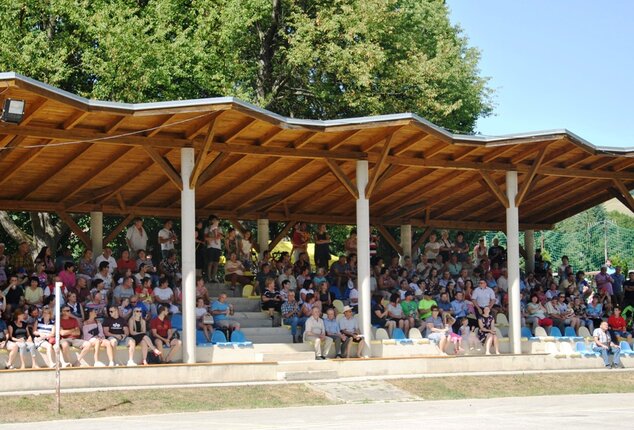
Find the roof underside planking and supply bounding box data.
[0,72,632,231]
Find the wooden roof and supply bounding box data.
[0,72,633,231]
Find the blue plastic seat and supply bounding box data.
[620,341,634,356]
[211,330,228,343]
[564,327,582,341]
[521,327,532,339]
[549,327,563,338]
[196,329,209,345]
[230,330,253,347]
[575,342,599,357]
[392,328,407,340]
[170,313,183,330]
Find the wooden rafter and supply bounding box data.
[0,136,26,164]
[412,228,433,252]
[479,171,509,208]
[324,158,359,199]
[612,179,634,212]
[196,152,232,186]
[510,141,552,164]
[290,132,317,149]
[103,116,127,134]
[134,177,171,206]
[328,130,362,150]
[228,218,246,235]
[57,211,92,248]
[391,133,430,156]
[423,141,450,159]
[232,160,312,210]
[20,98,48,127]
[21,143,93,200]
[0,139,51,187]
[515,147,547,206]
[143,147,182,191]
[239,194,285,215]
[258,127,284,146]
[63,110,89,130]
[61,146,136,204]
[481,145,518,163]
[103,214,135,245]
[453,146,482,161]
[146,114,179,138]
[360,126,403,152]
[366,131,396,198]
[190,112,222,188]
[268,221,297,251]
[221,118,257,143]
[375,225,403,255]
[115,192,127,211]
[370,169,434,207]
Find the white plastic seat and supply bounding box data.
[578,326,592,338]
[534,326,548,338]
[496,313,509,327]
[408,328,423,339]
[375,328,389,341]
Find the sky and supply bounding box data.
[447,0,634,149]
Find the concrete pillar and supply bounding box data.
[90,211,103,256]
[257,219,270,257]
[356,160,371,348]
[181,148,196,364]
[400,224,412,264]
[506,171,521,355]
[525,229,535,273]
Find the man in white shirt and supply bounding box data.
[339,306,367,358]
[125,217,148,253]
[158,220,177,259]
[95,247,117,276]
[592,321,622,368]
[471,279,495,316]
[304,306,332,360]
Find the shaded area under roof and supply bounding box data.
[0,72,632,231]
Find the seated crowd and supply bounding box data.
[1,219,632,368]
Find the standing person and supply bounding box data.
[612,266,625,308]
[158,220,178,260]
[12,242,35,275]
[195,219,207,277]
[314,224,331,270]
[472,238,488,266]
[150,305,182,363]
[0,242,8,287]
[344,230,357,256]
[204,215,223,283]
[224,228,240,259]
[291,223,309,262]
[126,217,148,254]
[595,266,614,297]
[593,321,623,369]
[239,230,255,270]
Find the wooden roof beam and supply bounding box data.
[103,116,127,134]
[423,141,450,159]
[0,139,51,187]
[515,147,547,206]
[510,141,553,164]
[190,112,221,188]
[324,158,358,199]
[195,152,232,187]
[391,133,431,156]
[0,136,26,164]
[20,97,48,127]
[366,131,396,198]
[327,130,363,150]
[21,143,93,200]
[479,171,509,208]
[267,221,297,251]
[481,145,516,163]
[612,179,634,213]
[104,214,135,245]
[375,225,403,255]
[146,114,179,138]
[412,228,433,253]
[57,211,91,248]
[63,110,89,130]
[453,146,482,161]
[143,147,182,191]
[239,193,285,215]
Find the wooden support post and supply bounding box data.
[375,225,403,255]
[143,147,183,191]
[228,218,246,236]
[324,158,359,199]
[103,214,135,245]
[480,171,509,208]
[516,147,547,206]
[268,221,297,251]
[57,211,92,248]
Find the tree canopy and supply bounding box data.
[0,0,492,131]
[0,0,494,254]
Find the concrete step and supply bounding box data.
[248,335,295,344]
[231,312,274,328]
[241,327,290,336]
[253,343,314,353]
[278,369,339,381]
[262,351,317,362]
[220,297,261,312]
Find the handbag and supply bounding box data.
[203,313,214,325]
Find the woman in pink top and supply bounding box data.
[58,261,77,289]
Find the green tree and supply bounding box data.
[0,0,493,251]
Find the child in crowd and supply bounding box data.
[459,317,480,351]
[444,314,462,354]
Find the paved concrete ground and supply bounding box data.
[307,380,422,403]
[2,392,632,429]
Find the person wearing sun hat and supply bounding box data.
[339,306,367,358]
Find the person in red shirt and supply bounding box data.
[58,305,90,367]
[608,307,632,344]
[150,305,181,363]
